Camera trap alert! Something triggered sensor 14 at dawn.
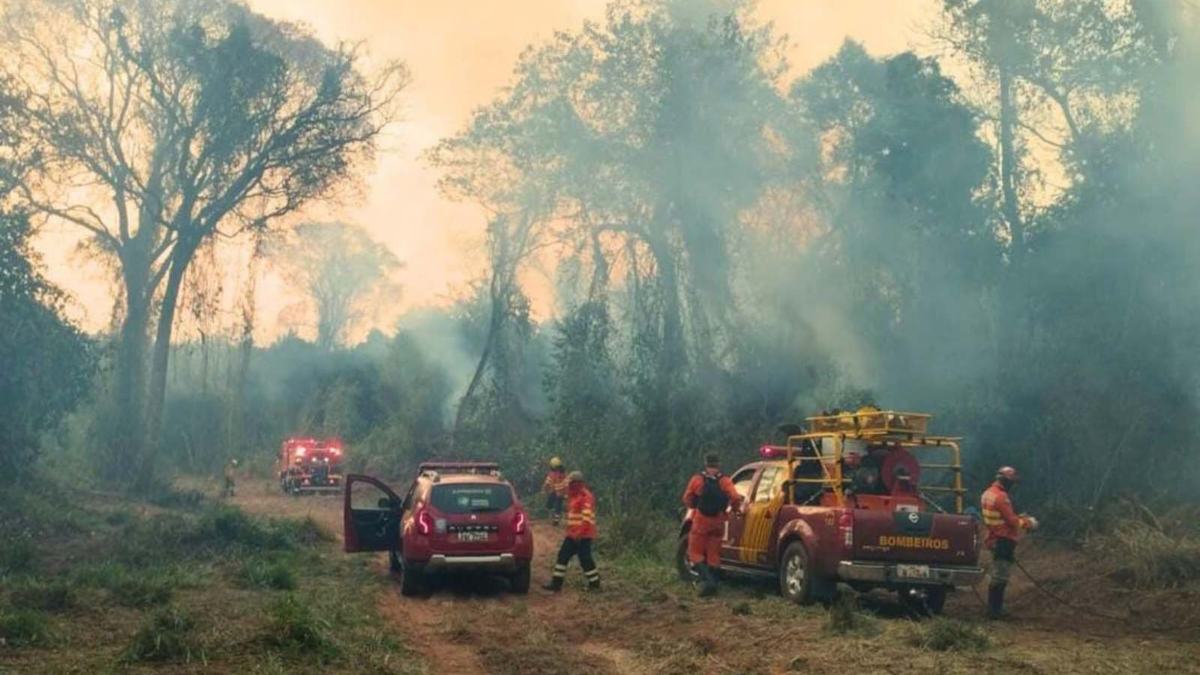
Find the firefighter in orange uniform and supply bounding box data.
[543,471,600,591]
[542,457,568,526]
[682,453,743,597]
[980,466,1038,619]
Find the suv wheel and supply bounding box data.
[779,542,828,605]
[675,533,697,583]
[399,561,425,597]
[510,564,531,594]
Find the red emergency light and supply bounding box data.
[759,445,790,460]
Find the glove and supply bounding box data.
[1022,515,1039,531]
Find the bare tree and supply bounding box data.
[269,221,401,350]
[0,0,408,488]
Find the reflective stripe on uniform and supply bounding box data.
[553,564,567,578]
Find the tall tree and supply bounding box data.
[269,222,401,350]
[430,0,794,486]
[1,0,407,487]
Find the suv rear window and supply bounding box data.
[430,484,513,514]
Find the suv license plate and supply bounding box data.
[455,531,489,543]
[897,564,931,580]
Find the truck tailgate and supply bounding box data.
[853,510,979,565]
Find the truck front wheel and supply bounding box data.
[779,542,832,605]
[675,533,697,583]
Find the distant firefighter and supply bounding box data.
[223,458,239,498]
[542,457,568,526]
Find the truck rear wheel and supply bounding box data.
[779,542,833,605]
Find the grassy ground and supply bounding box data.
[0,481,422,674]
[4,478,1200,674]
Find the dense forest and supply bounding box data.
[3,0,1199,526]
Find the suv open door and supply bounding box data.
[344,474,403,553]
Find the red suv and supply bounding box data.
[343,462,533,596]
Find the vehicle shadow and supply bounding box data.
[421,572,518,599]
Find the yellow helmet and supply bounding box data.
[549,457,563,469]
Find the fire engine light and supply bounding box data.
[759,445,786,459]
[295,447,307,457]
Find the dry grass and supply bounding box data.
[1086,518,1200,589]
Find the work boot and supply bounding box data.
[986,583,1006,620]
[587,579,601,591]
[698,566,718,598]
[542,576,564,592]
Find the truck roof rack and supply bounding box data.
[805,408,932,438]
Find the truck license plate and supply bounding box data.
[897,564,931,580]
[455,531,489,543]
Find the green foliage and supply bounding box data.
[907,618,991,652]
[7,581,76,613]
[121,607,201,664]
[237,558,299,591]
[263,593,338,658]
[0,539,37,577]
[0,608,52,647]
[0,213,94,480]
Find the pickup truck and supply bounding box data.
[676,408,982,613]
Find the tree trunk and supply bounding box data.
[111,273,151,484]
[998,66,1025,259]
[452,270,506,448]
[143,239,197,489]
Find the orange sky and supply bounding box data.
[36,0,937,340]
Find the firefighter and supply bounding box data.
[980,466,1039,619]
[223,458,239,498]
[682,453,743,597]
[542,457,568,526]
[543,471,600,592]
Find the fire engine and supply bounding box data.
[677,407,983,613]
[278,437,345,495]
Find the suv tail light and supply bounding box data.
[513,510,527,535]
[837,510,854,548]
[416,508,433,536]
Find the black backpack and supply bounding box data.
[696,473,729,517]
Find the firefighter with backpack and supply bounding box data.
[682,453,744,596]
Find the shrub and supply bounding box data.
[0,609,52,647]
[824,592,879,636]
[238,559,298,591]
[908,618,991,652]
[0,539,37,576]
[1087,519,1200,588]
[263,594,337,658]
[8,580,77,612]
[111,578,174,608]
[122,607,201,663]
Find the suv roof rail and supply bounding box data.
[418,461,500,475]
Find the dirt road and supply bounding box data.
[234,480,1200,674]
